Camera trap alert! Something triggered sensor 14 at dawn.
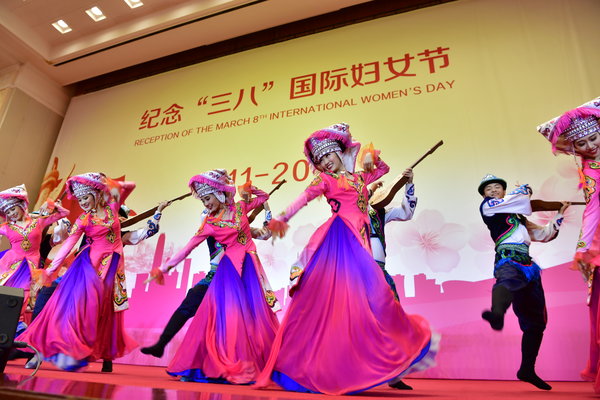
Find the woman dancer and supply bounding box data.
[0,184,69,322]
[255,123,437,395]
[148,169,279,384]
[18,173,137,372]
[537,97,600,392]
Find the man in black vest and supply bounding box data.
[368,168,418,390]
[478,174,568,391]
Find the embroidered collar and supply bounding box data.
[89,205,115,228]
[206,203,243,230]
[8,217,37,235]
[324,171,365,193]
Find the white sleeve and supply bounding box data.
[384,183,417,223]
[210,242,224,267]
[51,218,71,245]
[481,185,532,217]
[526,213,564,243]
[122,211,162,246]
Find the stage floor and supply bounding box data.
[0,361,595,399]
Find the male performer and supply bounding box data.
[368,168,418,390]
[369,168,417,301]
[478,174,568,391]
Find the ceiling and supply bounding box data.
[0,0,379,87]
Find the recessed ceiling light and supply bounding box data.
[124,0,144,9]
[51,19,72,34]
[86,6,107,22]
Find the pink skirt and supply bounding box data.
[17,247,137,371]
[167,252,279,384]
[255,216,437,394]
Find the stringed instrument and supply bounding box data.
[369,140,444,210]
[530,199,585,212]
[247,180,286,224]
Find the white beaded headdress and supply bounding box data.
[0,184,28,215]
[188,169,236,204]
[537,97,600,154]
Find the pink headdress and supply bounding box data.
[189,169,236,204]
[0,184,29,215]
[537,97,600,154]
[304,122,361,173]
[66,172,107,200]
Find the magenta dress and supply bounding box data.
[255,159,437,395]
[572,159,600,391]
[166,188,280,384]
[0,205,69,321]
[17,183,137,371]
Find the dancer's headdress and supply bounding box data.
[304,122,361,173]
[189,169,235,204]
[478,174,507,195]
[0,184,29,215]
[537,97,600,154]
[66,172,107,201]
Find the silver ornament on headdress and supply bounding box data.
[192,182,225,203]
[310,138,342,163]
[0,198,24,214]
[563,115,600,143]
[71,181,99,200]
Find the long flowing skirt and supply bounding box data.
[256,216,437,395]
[167,253,279,384]
[581,269,600,393]
[16,248,137,371]
[3,257,32,322]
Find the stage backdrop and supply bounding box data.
[36,0,600,380]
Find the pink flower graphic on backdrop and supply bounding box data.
[390,209,467,273]
[528,166,581,229]
[255,238,293,271]
[124,240,175,273]
[469,221,494,252]
[292,223,319,248]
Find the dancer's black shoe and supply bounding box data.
[141,310,189,358]
[482,310,504,331]
[101,359,113,372]
[389,380,413,390]
[517,369,551,390]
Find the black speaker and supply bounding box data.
[0,286,24,374]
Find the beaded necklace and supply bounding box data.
[9,217,38,251]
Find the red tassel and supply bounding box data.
[268,218,289,239]
[578,167,586,190]
[237,180,253,198]
[147,268,165,285]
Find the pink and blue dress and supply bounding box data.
[0,205,69,323]
[165,188,280,384]
[17,184,137,371]
[256,159,437,395]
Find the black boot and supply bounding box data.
[482,285,513,331]
[101,359,113,372]
[7,349,34,362]
[517,331,551,390]
[141,310,189,358]
[388,379,413,390]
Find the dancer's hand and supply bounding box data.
[363,152,374,172]
[402,168,414,183]
[144,265,174,285]
[370,181,383,193]
[157,200,172,213]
